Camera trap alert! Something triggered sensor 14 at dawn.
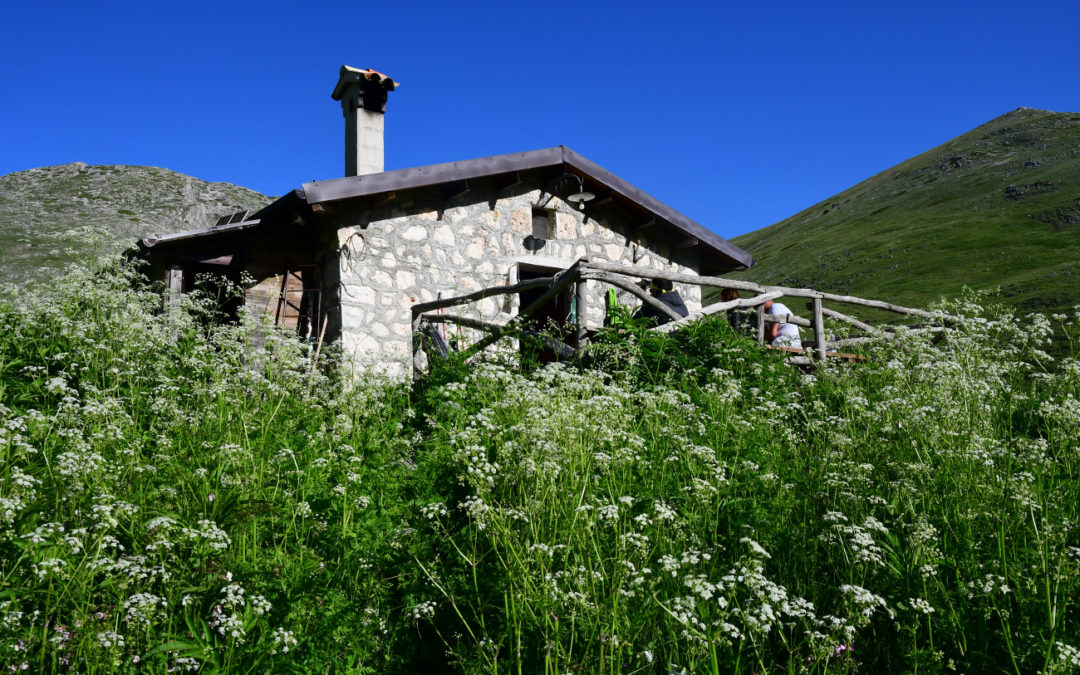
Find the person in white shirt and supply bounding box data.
[763,299,802,348]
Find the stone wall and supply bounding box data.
[331,183,703,377]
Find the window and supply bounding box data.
[531,207,554,240]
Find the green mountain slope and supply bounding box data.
[729,107,1080,316]
[0,162,270,285]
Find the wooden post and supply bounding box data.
[575,278,588,358]
[756,304,765,345]
[812,297,826,361]
[411,309,424,380]
[165,267,183,317]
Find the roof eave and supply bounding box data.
[139,218,263,249]
[300,146,755,270]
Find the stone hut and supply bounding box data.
[138,66,755,377]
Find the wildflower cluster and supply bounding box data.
[2,259,1078,673]
[0,258,414,672]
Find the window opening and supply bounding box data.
[531,207,554,240]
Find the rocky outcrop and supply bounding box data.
[0,163,270,286]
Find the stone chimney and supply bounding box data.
[332,66,398,177]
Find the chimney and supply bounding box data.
[332,66,399,177]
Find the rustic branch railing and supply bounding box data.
[410,257,960,375]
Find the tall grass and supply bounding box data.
[1,259,1078,673]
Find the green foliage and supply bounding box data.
[2,259,1080,673]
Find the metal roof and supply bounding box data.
[139,217,262,248]
[301,146,754,270]
[140,146,754,270]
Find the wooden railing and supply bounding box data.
[410,258,959,375]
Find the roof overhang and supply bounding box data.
[300,146,754,271]
[139,217,262,249]
[139,147,755,272]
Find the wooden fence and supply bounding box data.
[410,258,959,375]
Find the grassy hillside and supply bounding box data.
[0,163,270,286]
[729,108,1080,316]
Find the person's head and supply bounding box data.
[720,288,739,303]
[763,298,774,311]
[649,278,673,296]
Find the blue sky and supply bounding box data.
[2,0,1078,240]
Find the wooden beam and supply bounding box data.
[580,261,961,321]
[443,180,470,201]
[412,276,554,315]
[635,217,657,233]
[424,313,507,333]
[831,326,947,347]
[461,260,586,358]
[495,172,522,192]
[820,307,880,335]
[591,190,615,206]
[371,191,396,208]
[653,291,783,334]
[583,260,765,292]
[763,313,812,328]
[581,271,683,323]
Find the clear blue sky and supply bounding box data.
[2,0,1078,240]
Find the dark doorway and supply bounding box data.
[517,265,574,363]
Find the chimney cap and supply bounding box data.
[332,65,399,101]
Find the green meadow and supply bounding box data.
[1,259,1078,673]
[730,108,1080,320]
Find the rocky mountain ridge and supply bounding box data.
[0,162,270,285]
